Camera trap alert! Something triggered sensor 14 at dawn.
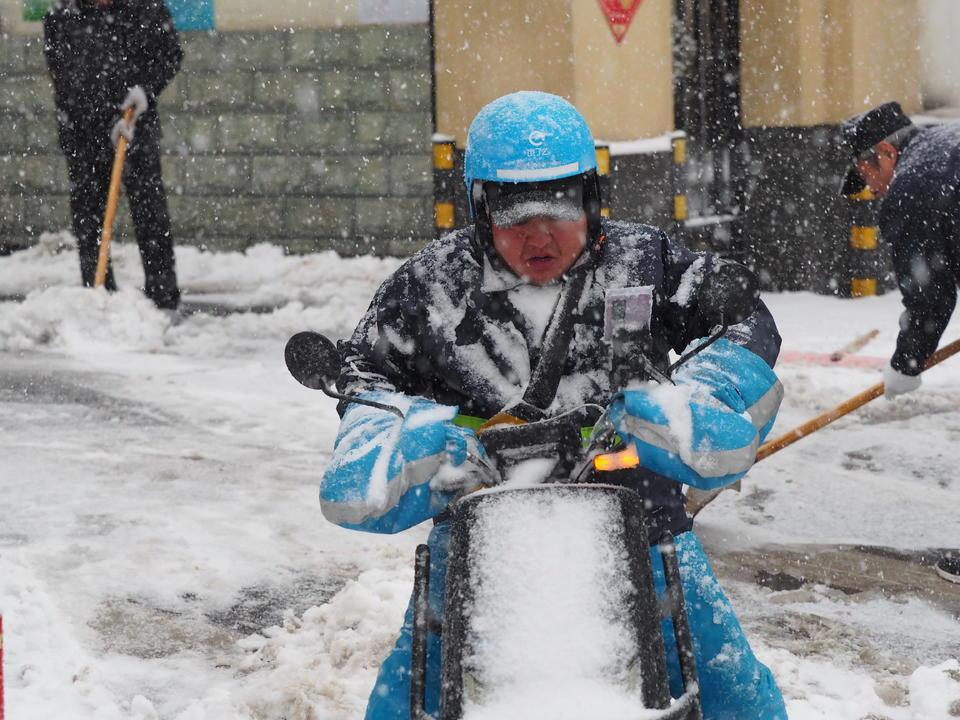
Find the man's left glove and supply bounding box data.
[110,86,148,146]
[608,338,783,490]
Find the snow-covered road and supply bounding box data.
[1,238,958,718]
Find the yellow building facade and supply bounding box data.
[434,0,921,143]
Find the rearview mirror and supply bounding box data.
[284,331,341,390]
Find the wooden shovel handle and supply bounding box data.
[94,106,136,288]
[757,336,960,461]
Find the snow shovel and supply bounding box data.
[94,107,136,288]
[757,335,960,461]
[688,335,960,517]
[829,328,879,362]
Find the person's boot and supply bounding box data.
[81,258,118,292]
[935,554,960,584]
[144,270,180,311]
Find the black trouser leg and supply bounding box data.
[125,138,180,309]
[64,138,117,291]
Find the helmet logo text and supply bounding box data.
[528,130,549,147]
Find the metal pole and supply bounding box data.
[595,143,611,218]
[433,138,456,238]
[428,0,438,134]
[848,187,879,297]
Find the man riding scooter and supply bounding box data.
[319,91,787,720]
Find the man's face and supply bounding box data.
[854,141,898,197]
[491,215,587,285]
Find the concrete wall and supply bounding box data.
[0,0,428,33]
[212,0,427,32]
[0,25,434,255]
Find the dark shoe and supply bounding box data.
[935,554,960,584]
[147,287,180,311]
[159,308,182,326]
[144,271,180,310]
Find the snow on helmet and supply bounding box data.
[464,91,603,252]
[465,91,597,191]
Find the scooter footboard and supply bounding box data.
[438,484,679,720]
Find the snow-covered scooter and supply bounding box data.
[285,265,760,720]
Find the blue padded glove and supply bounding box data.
[320,392,487,533]
[608,338,782,490]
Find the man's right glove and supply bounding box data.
[608,338,782,491]
[110,86,148,146]
[883,362,922,400]
[320,392,488,533]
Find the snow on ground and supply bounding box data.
[1,238,958,719]
[0,231,403,314]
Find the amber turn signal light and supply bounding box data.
[593,445,640,472]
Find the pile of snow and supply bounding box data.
[191,567,413,720]
[174,243,402,311]
[765,650,960,720]
[0,285,322,357]
[0,233,403,313]
[0,287,169,354]
[0,244,404,356]
[909,660,960,719]
[3,557,155,720]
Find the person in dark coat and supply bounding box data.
[840,102,960,397]
[321,92,788,719]
[839,101,960,583]
[43,0,183,309]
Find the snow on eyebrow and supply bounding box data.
[491,199,583,227]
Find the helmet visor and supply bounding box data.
[485,177,584,228]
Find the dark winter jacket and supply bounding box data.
[338,219,781,537]
[881,123,960,374]
[42,0,182,143]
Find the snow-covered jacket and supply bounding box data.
[880,124,960,374]
[324,219,782,538]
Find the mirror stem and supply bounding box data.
[667,326,728,376]
[320,385,405,419]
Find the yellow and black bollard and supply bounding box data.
[433,137,456,238]
[671,131,688,238]
[848,187,879,297]
[595,143,611,218]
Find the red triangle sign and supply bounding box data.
[597,0,645,44]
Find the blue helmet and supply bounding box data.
[464,91,603,249]
[465,91,597,191]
